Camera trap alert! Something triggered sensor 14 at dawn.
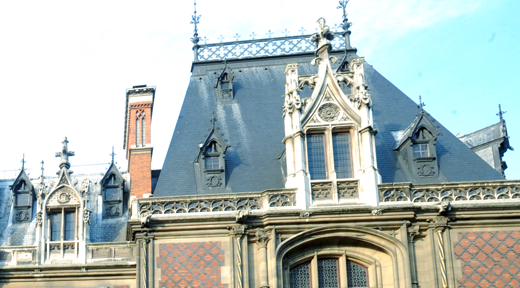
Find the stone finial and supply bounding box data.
[55,137,75,169]
[110,146,116,164]
[310,18,334,54]
[497,104,506,121]
[21,153,26,170]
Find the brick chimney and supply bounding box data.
[124,85,155,198]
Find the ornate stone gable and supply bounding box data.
[47,186,80,206]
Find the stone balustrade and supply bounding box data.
[379,181,520,203]
[137,188,298,217]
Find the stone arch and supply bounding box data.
[275,225,412,288]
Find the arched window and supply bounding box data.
[15,181,30,206]
[289,257,368,288]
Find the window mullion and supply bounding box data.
[311,254,319,288]
[339,254,348,288]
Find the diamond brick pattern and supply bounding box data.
[453,231,520,287]
[157,241,227,288]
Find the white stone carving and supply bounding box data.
[318,103,340,122]
[47,187,80,206]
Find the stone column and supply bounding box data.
[229,225,247,288]
[428,215,451,288]
[136,232,153,288]
[407,223,421,288]
[255,229,271,288]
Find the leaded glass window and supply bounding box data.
[307,134,327,179]
[290,262,311,288]
[333,133,352,179]
[50,213,61,241]
[318,259,339,288]
[347,261,368,287]
[64,211,76,240]
[413,144,429,158]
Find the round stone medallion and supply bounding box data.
[318,103,340,122]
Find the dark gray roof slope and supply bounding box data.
[155,52,503,196]
[366,65,504,182]
[155,55,319,196]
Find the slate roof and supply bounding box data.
[154,51,503,197]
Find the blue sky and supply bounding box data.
[0,0,518,180]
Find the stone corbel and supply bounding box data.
[255,228,272,248]
[235,208,251,224]
[140,211,152,228]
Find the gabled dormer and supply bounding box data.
[11,157,35,223]
[214,65,235,102]
[194,114,230,193]
[101,149,126,218]
[394,106,446,183]
[283,17,380,208]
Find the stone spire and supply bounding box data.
[110,146,116,165]
[55,137,75,169]
[20,153,26,170]
[337,0,353,49]
[191,0,201,61]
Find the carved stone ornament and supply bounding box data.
[57,191,71,204]
[83,209,91,225]
[283,92,302,116]
[228,224,248,238]
[318,103,340,122]
[417,163,436,177]
[206,175,222,188]
[407,224,421,241]
[310,115,321,124]
[36,212,43,226]
[255,229,271,248]
[140,211,152,228]
[235,208,250,223]
[15,210,29,222]
[371,209,382,216]
[106,205,120,217]
[48,187,80,206]
[428,216,452,232]
[310,17,334,52]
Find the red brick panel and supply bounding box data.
[453,230,520,287]
[129,152,151,198]
[157,241,227,288]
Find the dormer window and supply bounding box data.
[12,171,34,223]
[103,173,123,218]
[214,68,235,102]
[395,113,443,182]
[194,115,230,193]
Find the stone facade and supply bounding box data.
[0,5,517,288]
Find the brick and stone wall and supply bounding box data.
[453,230,520,287]
[157,241,227,288]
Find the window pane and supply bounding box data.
[290,262,311,288]
[413,144,429,158]
[318,259,339,288]
[333,133,352,178]
[205,156,219,170]
[105,188,119,200]
[307,134,327,179]
[16,193,28,206]
[51,213,61,241]
[347,261,368,287]
[109,175,117,185]
[64,212,75,241]
[136,118,140,146]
